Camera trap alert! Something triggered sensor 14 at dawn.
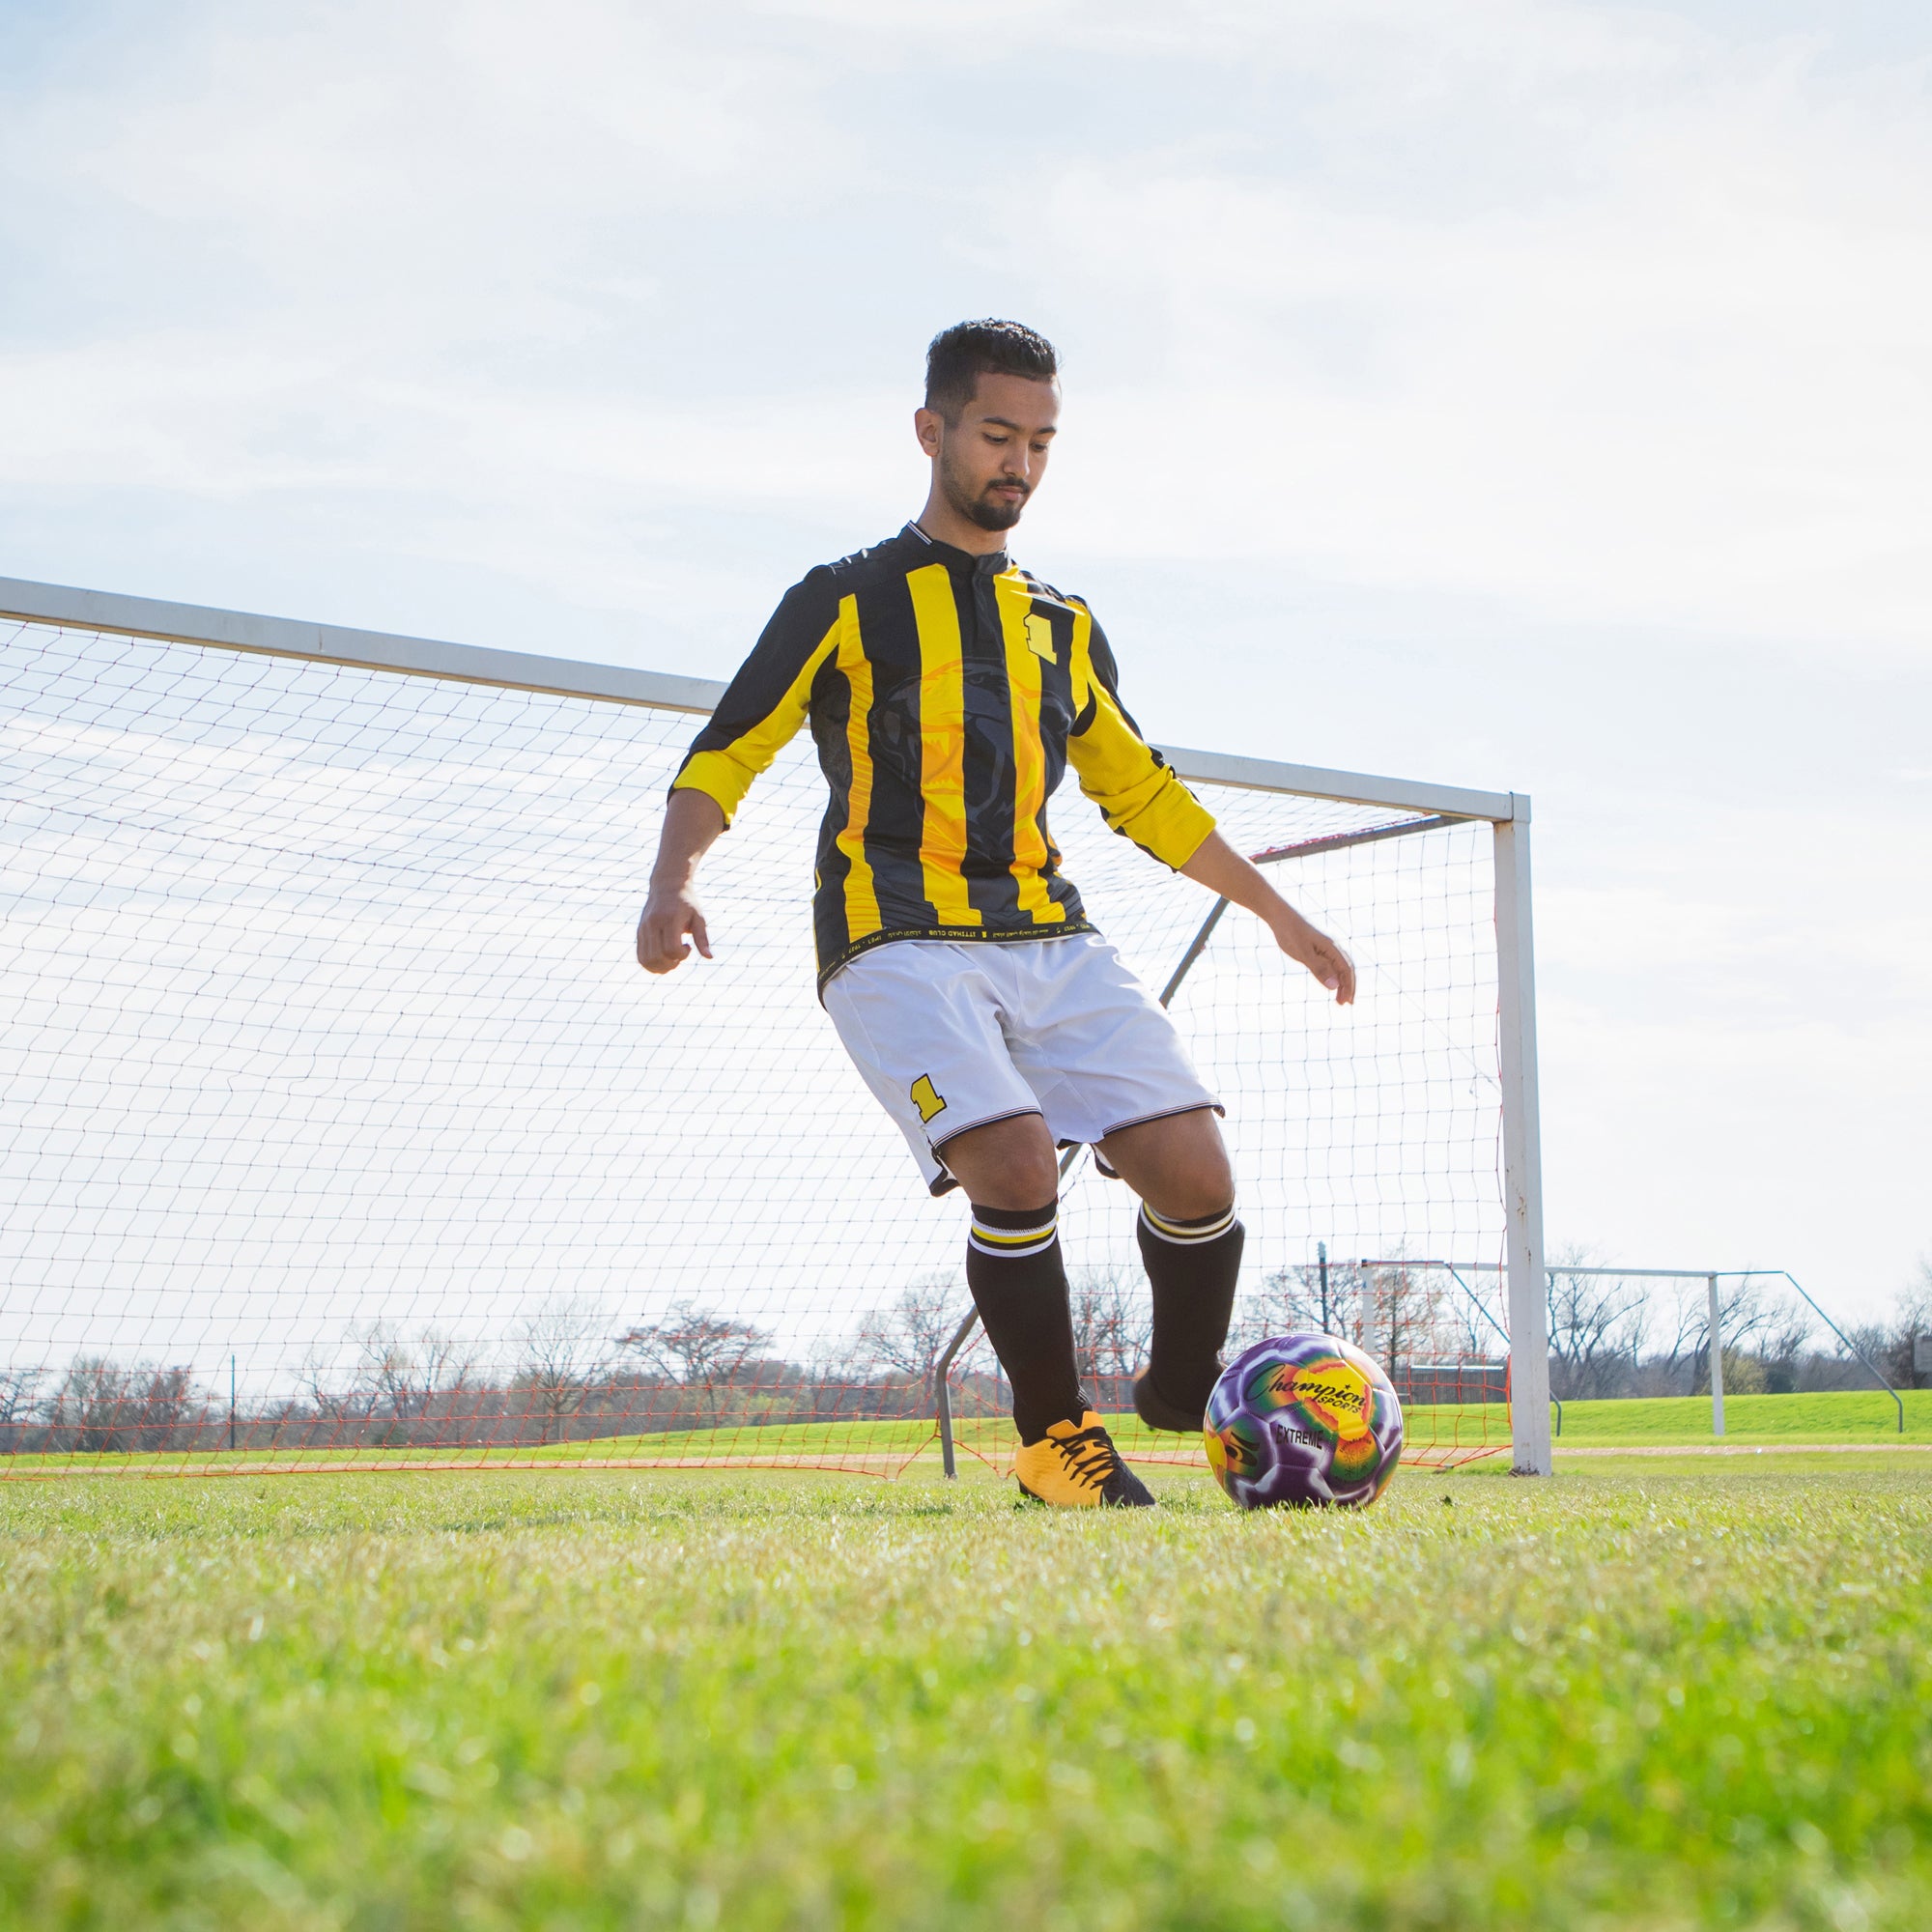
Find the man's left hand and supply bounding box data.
[1269,908,1356,1006]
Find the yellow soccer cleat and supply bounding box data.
[1012,1412,1155,1508]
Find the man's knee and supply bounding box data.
[1101,1109,1234,1221]
[974,1160,1061,1212]
[938,1114,1059,1210]
[1148,1158,1235,1224]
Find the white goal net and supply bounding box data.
[1,595,1533,1478]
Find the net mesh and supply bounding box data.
[0,617,1513,1480]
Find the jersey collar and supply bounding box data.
[903,522,1011,577]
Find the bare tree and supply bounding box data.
[1641,1279,1711,1393]
[1233,1264,1341,1351]
[44,1358,128,1453]
[1904,1262,1932,1388]
[1833,1266,1932,1391]
[349,1323,476,1441]
[295,1347,379,1427]
[1751,1297,1815,1393]
[1715,1279,1775,1352]
[43,1358,206,1453]
[855,1275,966,1385]
[131,1366,203,1449]
[619,1301,770,1425]
[1907,1257,1932,1328]
[1546,1248,1648,1399]
[1687,1280,1795,1395]
[513,1297,614,1443]
[1068,1264,1151,1383]
[1441,1273,1498,1359]
[0,1366,44,1436]
[1360,1260,1445,1378]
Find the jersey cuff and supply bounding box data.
[669,753,754,827]
[1113,781,1213,873]
[1120,784,1216,870]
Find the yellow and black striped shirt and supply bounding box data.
[672,524,1215,988]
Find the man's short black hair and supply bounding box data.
[924,319,1059,422]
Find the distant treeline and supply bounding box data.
[1536,1258,1926,1403]
[0,1357,1007,1457]
[1248,1256,1926,1406]
[4,1260,1920,1456]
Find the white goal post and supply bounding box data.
[0,575,1551,1478]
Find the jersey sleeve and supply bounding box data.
[670,570,843,825]
[1065,605,1216,870]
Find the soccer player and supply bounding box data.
[638,320,1355,1507]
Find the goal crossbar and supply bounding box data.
[0,577,1520,824]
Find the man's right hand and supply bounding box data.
[636,887,713,974]
[637,788,728,975]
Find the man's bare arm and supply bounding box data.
[637,789,727,975]
[1178,830,1356,1006]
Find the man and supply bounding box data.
[638,319,1354,1508]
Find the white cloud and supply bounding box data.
[7,0,1928,646]
[1028,42,1932,640]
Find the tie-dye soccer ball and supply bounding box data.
[1205,1333,1404,1509]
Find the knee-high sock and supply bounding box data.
[1137,1201,1244,1413]
[964,1201,1087,1445]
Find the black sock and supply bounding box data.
[964,1201,1087,1444]
[1138,1201,1244,1414]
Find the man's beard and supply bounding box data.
[942,454,1028,532]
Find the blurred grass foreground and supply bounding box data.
[2,1458,1929,1929]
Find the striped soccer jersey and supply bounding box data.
[671,523,1216,988]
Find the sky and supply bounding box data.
[2,0,1928,1321]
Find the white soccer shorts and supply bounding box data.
[822,931,1221,1195]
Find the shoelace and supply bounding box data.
[1052,1424,1122,1490]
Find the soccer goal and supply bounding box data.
[0,577,1552,1482]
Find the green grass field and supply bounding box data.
[5,1387,1925,1481]
[1550,1389,1930,1445]
[3,1457,1928,1929]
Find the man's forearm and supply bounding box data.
[651,787,727,891]
[1178,829,1356,1004]
[1178,831,1291,927]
